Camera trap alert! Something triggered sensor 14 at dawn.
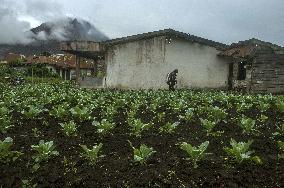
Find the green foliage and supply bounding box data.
[0,137,23,163]
[224,138,262,164]
[92,119,115,135]
[128,141,156,165]
[70,106,92,121]
[60,121,78,136]
[49,104,69,120]
[31,128,42,138]
[276,100,284,113]
[273,123,284,136]
[129,119,152,137]
[200,118,216,136]
[80,143,103,165]
[31,140,59,171]
[21,105,43,120]
[179,141,210,168]
[159,122,180,134]
[239,116,258,135]
[277,141,284,160]
[0,115,13,134]
[258,100,270,113]
[179,108,194,122]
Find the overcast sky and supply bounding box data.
[0,0,284,45]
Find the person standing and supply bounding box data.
[166,69,178,91]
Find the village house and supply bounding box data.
[26,54,96,80]
[219,39,284,93]
[60,28,283,93]
[3,53,96,80]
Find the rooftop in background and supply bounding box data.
[103,29,228,50]
[219,38,284,59]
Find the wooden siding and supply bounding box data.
[250,52,284,93]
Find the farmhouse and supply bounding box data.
[219,39,284,93]
[61,29,284,93]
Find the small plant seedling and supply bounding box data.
[179,108,194,122]
[273,123,284,136]
[60,121,78,136]
[0,137,23,163]
[277,141,284,160]
[80,143,103,165]
[70,106,91,121]
[31,140,59,171]
[276,100,284,113]
[179,141,210,168]
[159,122,180,134]
[129,119,152,137]
[0,115,13,134]
[239,116,258,135]
[224,138,262,164]
[200,118,216,136]
[128,141,156,165]
[31,128,42,138]
[92,119,115,135]
[21,105,43,120]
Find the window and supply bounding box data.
[237,62,246,80]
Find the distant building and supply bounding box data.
[61,29,284,93]
[26,54,95,80]
[4,53,26,63]
[3,53,95,80]
[219,39,284,93]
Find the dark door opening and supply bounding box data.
[228,63,233,89]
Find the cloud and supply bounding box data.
[0,0,283,46]
[0,6,33,44]
[0,0,64,44]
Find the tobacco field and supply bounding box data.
[0,82,284,187]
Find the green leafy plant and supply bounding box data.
[200,118,216,136]
[159,122,180,134]
[49,104,69,120]
[156,112,166,122]
[179,141,210,168]
[31,128,42,138]
[239,116,258,135]
[129,119,152,137]
[31,140,59,171]
[0,115,13,134]
[224,138,262,164]
[179,108,194,122]
[70,106,91,121]
[128,141,156,165]
[276,100,284,113]
[60,121,78,136]
[273,123,284,136]
[80,143,103,165]
[277,141,284,160]
[21,105,43,120]
[0,137,23,163]
[258,101,270,113]
[92,119,115,135]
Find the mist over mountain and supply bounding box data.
[0,17,109,58]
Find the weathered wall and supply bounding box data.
[165,38,229,89]
[105,36,229,89]
[105,36,167,89]
[250,53,284,93]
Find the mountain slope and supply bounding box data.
[0,17,109,58]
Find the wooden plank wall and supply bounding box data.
[250,51,284,93]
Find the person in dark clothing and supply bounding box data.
[166,69,178,91]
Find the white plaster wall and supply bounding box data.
[105,36,229,89]
[105,36,167,89]
[165,38,229,89]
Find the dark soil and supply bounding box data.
[1,101,284,188]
